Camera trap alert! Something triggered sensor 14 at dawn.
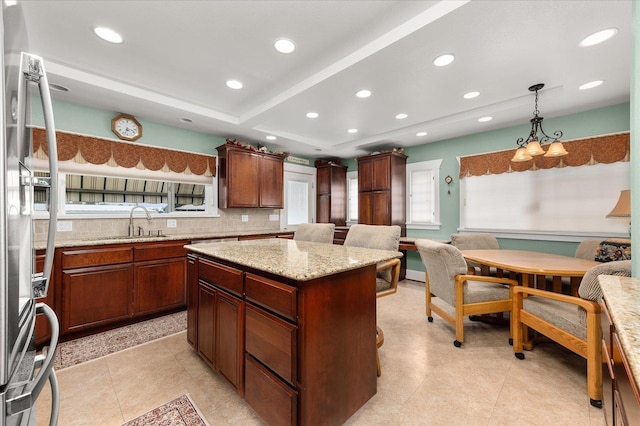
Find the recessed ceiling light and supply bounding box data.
[94,27,123,44]
[395,113,408,120]
[274,38,296,54]
[463,91,480,99]
[416,131,427,137]
[478,116,493,122]
[579,28,618,47]
[579,80,604,90]
[355,90,371,98]
[178,117,193,123]
[49,83,69,92]
[4,1,18,7]
[306,112,319,118]
[347,128,358,134]
[433,53,455,67]
[226,79,243,89]
[266,135,277,140]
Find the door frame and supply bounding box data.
[281,163,316,231]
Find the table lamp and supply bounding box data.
[606,189,631,236]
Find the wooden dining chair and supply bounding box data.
[415,239,518,347]
[512,260,632,408]
[293,223,335,244]
[450,233,500,275]
[344,224,401,376]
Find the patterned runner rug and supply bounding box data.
[52,310,187,370]
[122,394,210,426]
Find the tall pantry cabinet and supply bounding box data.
[316,162,347,226]
[357,151,407,235]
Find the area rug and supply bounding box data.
[122,394,210,426]
[53,310,187,370]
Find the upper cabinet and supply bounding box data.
[217,144,285,209]
[357,151,407,232]
[316,162,347,226]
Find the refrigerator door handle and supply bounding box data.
[5,303,59,418]
[20,53,59,296]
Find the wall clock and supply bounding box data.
[111,113,142,141]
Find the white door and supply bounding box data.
[281,164,316,231]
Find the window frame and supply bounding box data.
[32,158,219,219]
[405,159,442,230]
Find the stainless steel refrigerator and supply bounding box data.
[1,2,60,425]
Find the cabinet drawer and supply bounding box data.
[245,354,297,426]
[134,241,187,262]
[61,246,133,269]
[198,258,243,296]
[246,304,297,385]
[246,273,297,320]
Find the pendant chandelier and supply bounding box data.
[511,83,568,162]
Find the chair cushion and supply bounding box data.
[523,296,586,341]
[464,280,510,304]
[576,260,631,326]
[344,224,400,286]
[293,223,335,244]
[376,277,393,293]
[450,233,499,250]
[594,239,631,262]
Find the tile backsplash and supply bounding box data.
[35,208,281,243]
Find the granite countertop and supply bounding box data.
[598,275,640,389]
[185,238,402,281]
[35,230,293,250]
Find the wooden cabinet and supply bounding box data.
[195,258,245,394]
[188,250,377,425]
[133,242,187,316]
[357,151,406,232]
[217,143,285,208]
[58,240,188,336]
[316,163,347,225]
[602,300,640,425]
[187,254,198,348]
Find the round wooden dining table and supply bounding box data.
[460,249,601,295]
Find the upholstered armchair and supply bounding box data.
[415,239,518,347]
[293,223,335,244]
[450,233,500,275]
[512,260,632,408]
[344,224,401,375]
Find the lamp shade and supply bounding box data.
[543,141,568,157]
[525,141,545,156]
[606,189,631,217]
[511,147,533,162]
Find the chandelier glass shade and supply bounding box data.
[511,83,568,162]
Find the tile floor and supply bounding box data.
[36,280,606,425]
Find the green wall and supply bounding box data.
[402,103,630,272]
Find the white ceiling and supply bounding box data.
[19,0,632,159]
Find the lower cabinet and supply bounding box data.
[196,259,245,394]
[187,255,377,425]
[602,300,640,425]
[62,263,133,333]
[58,240,187,336]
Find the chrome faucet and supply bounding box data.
[128,205,152,237]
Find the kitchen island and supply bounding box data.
[185,238,402,425]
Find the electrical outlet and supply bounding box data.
[269,214,279,221]
[167,219,177,228]
[57,221,72,232]
[241,215,249,222]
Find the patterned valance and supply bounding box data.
[32,128,216,177]
[459,132,629,179]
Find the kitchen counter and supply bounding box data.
[35,229,293,250]
[185,238,402,281]
[598,275,640,390]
